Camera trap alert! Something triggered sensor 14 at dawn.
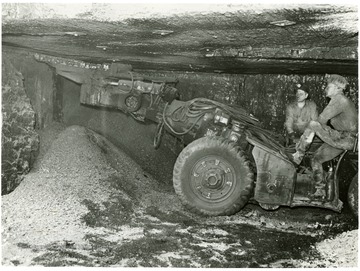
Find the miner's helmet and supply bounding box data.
[295,83,308,93]
[325,74,348,89]
[295,83,310,98]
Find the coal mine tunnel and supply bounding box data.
[1,2,358,196]
[1,3,359,268]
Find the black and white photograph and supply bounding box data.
[1,0,358,268]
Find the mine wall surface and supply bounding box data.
[1,49,358,267]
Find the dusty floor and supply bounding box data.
[1,124,358,267]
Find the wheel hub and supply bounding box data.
[204,170,224,189]
[191,155,235,201]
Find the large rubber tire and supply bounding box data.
[347,173,358,217]
[173,136,255,216]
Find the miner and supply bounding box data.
[291,74,358,199]
[284,83,318,146]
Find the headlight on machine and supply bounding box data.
[214,108,230,125]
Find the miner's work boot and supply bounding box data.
[311,171,326,201]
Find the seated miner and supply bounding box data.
[291,74,358,199]
[284,83,318,146]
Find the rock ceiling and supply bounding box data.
[1,3,358,74]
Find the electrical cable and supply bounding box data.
[162,97,286,152]
[162,102,205,136]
